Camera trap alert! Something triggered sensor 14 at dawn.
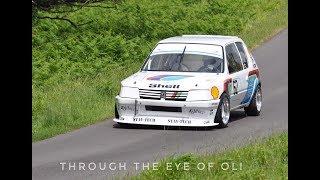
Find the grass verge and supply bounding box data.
[32,0,288,141]
[131,132,288,180]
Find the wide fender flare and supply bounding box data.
[241,77,260,105]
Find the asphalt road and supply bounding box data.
[32,29,288,180]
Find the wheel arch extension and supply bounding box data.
[241,77,261,105]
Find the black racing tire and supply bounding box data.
[244,85,262,116]
[214,93,230,128]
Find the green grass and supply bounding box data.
[32,0,288,141]
[131,132,288,180]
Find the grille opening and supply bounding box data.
[140,96,161,100]
[145,105,182,112]
[165,98,186,101]
[139,89,188,101]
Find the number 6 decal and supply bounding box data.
[233,79,239,95]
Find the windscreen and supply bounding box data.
[142,43,224,73]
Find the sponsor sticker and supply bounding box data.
[120,105,135,111]
[189,109,204,114]
[133,117,155,123]
[168,119,191,124]
[147,75,193,81]
[203,120,210,124]
[149,83,180,89]
[209,109,216,115]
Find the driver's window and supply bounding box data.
[225,43,243,74]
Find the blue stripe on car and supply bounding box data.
[241,75,260,105]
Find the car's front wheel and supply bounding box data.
[244,85,262,116]
[215,93,230,128]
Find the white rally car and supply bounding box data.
[113,35,262,128]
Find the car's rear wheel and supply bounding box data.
[244,85,262,116]
[215,93,230,128]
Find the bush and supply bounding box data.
[33,0,286,88]
[32,0,288,141]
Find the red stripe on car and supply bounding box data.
[224,78,232,92]
[248,69,260,78]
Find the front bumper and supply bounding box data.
[113,96,220,127]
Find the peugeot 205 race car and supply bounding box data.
[113,35,262,128]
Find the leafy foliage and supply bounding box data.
[33,0,285,88]
[32,0,288,141]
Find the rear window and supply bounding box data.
[235,42,248,69]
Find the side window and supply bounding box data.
[235,42,248,69]
[225,43,243,74]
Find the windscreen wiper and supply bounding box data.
[179,45,187,64]
[170,46,186,71]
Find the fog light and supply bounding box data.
[211,86,219,100]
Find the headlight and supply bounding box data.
[187,90,212,101]
[211,86,219,100]
[119,86,139,98]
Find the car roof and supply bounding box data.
[158,35,242,46]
